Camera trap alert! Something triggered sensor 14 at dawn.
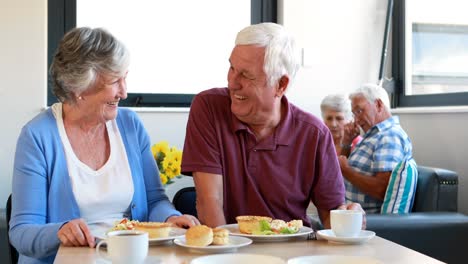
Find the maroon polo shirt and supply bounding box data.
[182,88,345,226]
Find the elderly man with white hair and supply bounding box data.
[182,22,367,230]
[338,83,415,213]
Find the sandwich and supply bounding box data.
[236,215,303,235]
[236,215,273,234]
[133,222,172,239]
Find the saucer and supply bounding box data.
[316,229,375,244]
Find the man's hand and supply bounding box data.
[167,214,200,229]
[57,218,95,247]
[337,203,367,230]
[343,122,360,145]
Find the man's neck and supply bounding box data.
[249,102,283,140]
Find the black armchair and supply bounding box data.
[1,194,18,264]
[366,166,468,264]
[172,186,197,217]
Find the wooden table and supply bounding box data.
[54,235,444,263]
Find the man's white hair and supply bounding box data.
[350,83,391,111]
[235,22,300,88]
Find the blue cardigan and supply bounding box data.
[10,107,181,264]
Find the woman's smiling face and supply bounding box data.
[79,71,128,123]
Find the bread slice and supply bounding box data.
[133,222,172,239]
[185,225,213,246]
[212,228,229,245]
[236,215,272,234]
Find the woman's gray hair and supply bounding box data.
[235,22,300,88]
[49,27,130,103]
[320,94,353,121]
[350,83,391,112]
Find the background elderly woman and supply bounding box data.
[320,94,361,155]
[9,27,199,263]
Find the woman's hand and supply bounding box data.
[57,218,95,247]
[167,214,200,229]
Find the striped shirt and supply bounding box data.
[344,116,413,213]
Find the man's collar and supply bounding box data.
[363,116,399,138]
[375,116,399,132]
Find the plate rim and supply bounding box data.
[93,226,186,242]
[317,229,375,243]
[191,253,286,263]
[173,236,252,252]
[218,223,313,240]
[288,254,383,263]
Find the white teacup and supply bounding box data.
[96,230,149,264]
[330,209,362,237]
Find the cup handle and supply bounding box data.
[95,240,108,260]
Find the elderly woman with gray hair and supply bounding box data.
[320,94,361,155]
[9,27,199,264]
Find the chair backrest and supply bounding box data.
[172,187,197,217]
[412,166,458,212]
[6,194,19,264]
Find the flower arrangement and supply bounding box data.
[151,141,183,186]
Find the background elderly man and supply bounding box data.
[338,83,415,213]
[182,22,365,230]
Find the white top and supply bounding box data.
[52,103,134,232]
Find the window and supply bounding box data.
[48,0,277,107]
[394,0,468,107]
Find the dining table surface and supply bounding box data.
[54,232,445,264]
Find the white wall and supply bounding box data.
[0,0,48,207]
[398,110,468,214]
[280,0,387,117]
[1,0,467,215]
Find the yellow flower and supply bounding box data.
[152,141,169,159]
[160,173,168,185]
[152,141,183,186]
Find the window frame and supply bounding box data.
[393,0,468,107]
[47,0,278,107]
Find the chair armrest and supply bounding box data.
[413,166,458,212]
[367,212,468,264]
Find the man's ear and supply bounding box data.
[375,99,385,112]
[275,75,289,97]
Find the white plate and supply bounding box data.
[316,229,375,244]
[218,224,313,242]
[191,253,286,264]
[288,255,383,264]
[93,227,186,245]
[174,236,252,253]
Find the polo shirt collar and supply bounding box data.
[230,96,293,147]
